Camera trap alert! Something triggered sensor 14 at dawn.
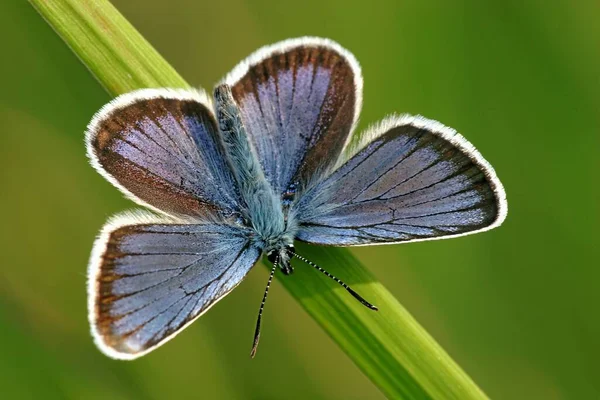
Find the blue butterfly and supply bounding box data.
[86,37,507,359]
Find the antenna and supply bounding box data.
[250,256,278,358]
[291,253,378,311]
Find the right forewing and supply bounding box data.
[88,211,260,359]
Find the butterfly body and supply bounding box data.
[85,37,507,359]
[214,84,296,272]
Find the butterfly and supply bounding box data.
[86,37,507,360]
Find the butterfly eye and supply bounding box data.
[266,251,278,264]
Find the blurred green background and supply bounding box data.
[1,0,598,399]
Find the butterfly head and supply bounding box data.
[266,244,295,275]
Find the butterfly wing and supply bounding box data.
[89,211,260,359]
[86,88,241,219]
[293,115,507,245]
[221,37,362,195]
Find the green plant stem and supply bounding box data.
[29,1,489,398]
[31,0,187,93]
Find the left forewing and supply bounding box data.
[293,115,507,246]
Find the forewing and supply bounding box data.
[88,211,260,359]
[86,89,240,219]
[294,115,507,245]
[222,37,362,194]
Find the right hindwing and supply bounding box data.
[85,88,242,220]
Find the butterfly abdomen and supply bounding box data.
[214,84,294,249]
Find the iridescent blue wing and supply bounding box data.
[293,115,507,245]
[221,37,362,195]
[88,211,260,359]
[86,89,241,219]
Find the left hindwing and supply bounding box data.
[293,115,507,245]
[221,37,362,195]
[88,211,260,359]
